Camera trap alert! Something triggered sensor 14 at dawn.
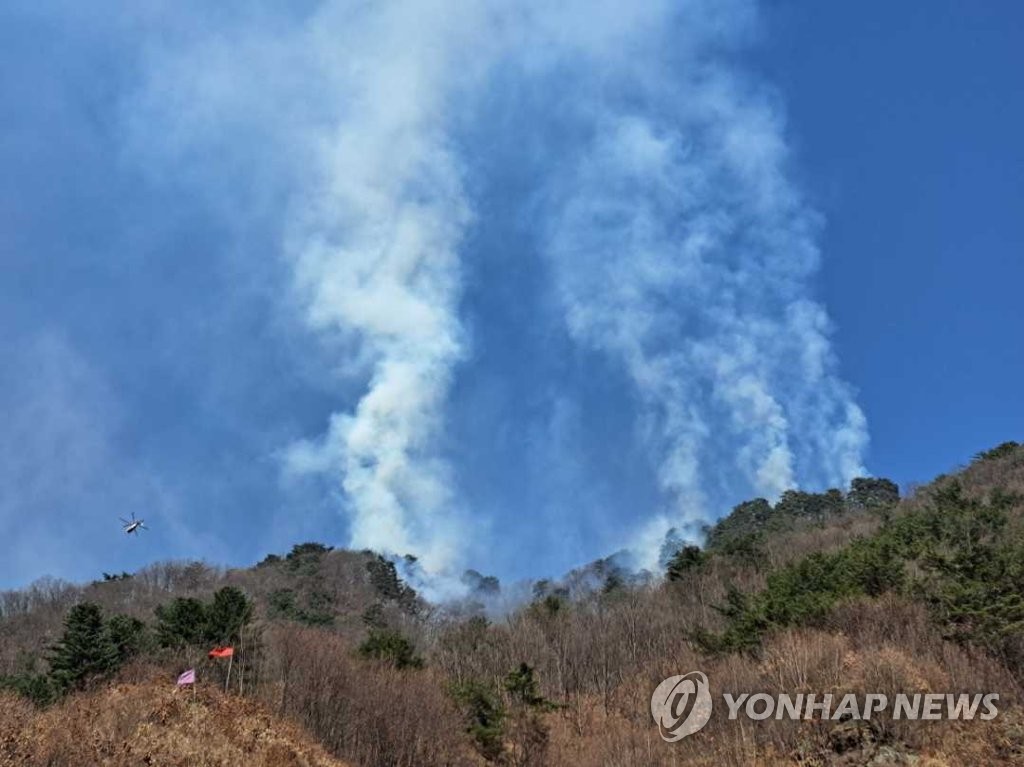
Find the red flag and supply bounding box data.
[208,646,234,659]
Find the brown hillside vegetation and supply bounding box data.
[0,667,349,767]
[2,442,1024,765]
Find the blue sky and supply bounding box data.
[757,1,1024,485]
[0,1,1020,590]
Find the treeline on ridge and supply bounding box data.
[2,441,1023,766]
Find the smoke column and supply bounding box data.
[526,1,868,564]
[130,0,868,576]
[279,0,493,572]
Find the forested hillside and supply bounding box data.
[2,442,1023,766]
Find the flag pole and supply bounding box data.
[238,629,244,695]
[225,651,233,693]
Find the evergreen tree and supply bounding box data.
[206,586,253,645]
[848,477,900,509]
[504,663,546,707]
[49,603,118,692]
[285,542,333,574]
[502,663,552,765]
[704,498,772,549]
[451,680,505,761]
[106,614,149,663]
[358,628,423,669]
[666,545,706,581]
[775,489,844,522]
[155,597,208,648]
[366,555,419,612]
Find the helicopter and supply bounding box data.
[120,512,148,535]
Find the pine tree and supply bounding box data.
[206,586,253,645]
[155,597,208,648]
[49,603,118,692]
[666,545,706,581]
[107,614,149,663]
[358,628,423,669]
[504,663,546,707]
[451,680,505,761]
[848,477,900,509]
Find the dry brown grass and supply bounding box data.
[262,624,483,767]
[522,592,1024,766]
[0,666,349,767]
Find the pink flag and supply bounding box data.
[176,668,195,686]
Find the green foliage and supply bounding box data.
[704,479,900,559]
[357,628,423,669]
[704,498,772,550]
[285,542,333,575]
[504,663,548,708]
[4,605,153,705]
[451,680,505,762]
[974,441,1021,463]
[288,542,334,557]
[848,477,900,509]
[154,587,253,648]
[0,651,57,706]
[601,571,625,595]
[206,586,253,645]
[502,663,553,763]
[692,585,767,655]
[361,602,387,629]
[268,588,298,619]
[909,483,1024,663]
[717,533,767,568]
[534,593,567,617]
[666,545,706,581]
[106,614,149,663]
[269,586,334,626]
[531,580,569,605]
[299,588,336,626]
[696,480,1024,660]
[774,488,845,522]
[49,603,119,693]
[921,539,1024,654]
[462,569,501,596]
[365,556,419,612]
[450,665,551,763]
[0,672,57,707]
[531,579,551,600]
[155,597,208,648]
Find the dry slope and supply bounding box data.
[0,672,349,767]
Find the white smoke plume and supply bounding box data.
[127,0,868,577]
[277,0,494,572]
[533,10,869,563]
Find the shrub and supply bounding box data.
[358,628,423,670]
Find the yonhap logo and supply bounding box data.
[650,671,713,741]
[651,671,1000,743]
